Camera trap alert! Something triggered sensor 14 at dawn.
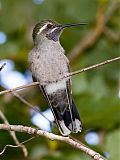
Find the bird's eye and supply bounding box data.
[47,24,52,29]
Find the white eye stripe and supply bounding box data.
[50,27,57,33]
[37,24,47,34]
[37,23,56,34]
[37,23,57,35]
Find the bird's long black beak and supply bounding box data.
[47,22,87,42]
[57,22,87,29]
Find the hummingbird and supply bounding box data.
[29,20,86,136]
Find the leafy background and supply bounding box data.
[0,0,120,159]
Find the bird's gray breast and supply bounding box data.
[29,41,70,85]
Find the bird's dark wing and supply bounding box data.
[40,84,72,136]
[39,78,82,136]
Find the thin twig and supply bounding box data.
[0,124,106,160]
[0,63,6,71]
[0,110,28,157]
[0,82,39,95]
[0,137,34,155]
[104,26,120,42]
[12,92,52,123]
[0,56,119,96]
[64,56,120,78]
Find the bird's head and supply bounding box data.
[32,19,87,44]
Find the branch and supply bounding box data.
[68,4,104,61]
[0,124,106,160]
[0,110,28,157]
[68,1,120,62]
[0,56,119,96]
[104,1,120,23]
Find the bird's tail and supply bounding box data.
[51,98,82,136]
